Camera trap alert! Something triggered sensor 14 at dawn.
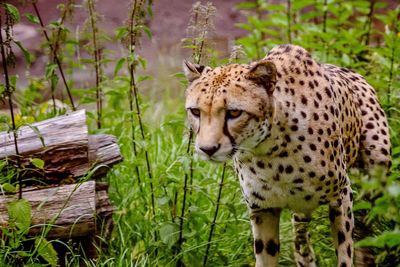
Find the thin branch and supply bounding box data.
[87,0,103,129]
[32,2,76,111]
[287,0,292,43]
[0,13,22,199]
[203,163,226,267]
[127,0,155,216]
[364,0,376,45]
[322,0,328,33]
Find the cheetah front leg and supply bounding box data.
[250,208,281,267]
[292,213,316,267]
[329,184,354,267]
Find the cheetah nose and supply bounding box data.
[200,144,221,156]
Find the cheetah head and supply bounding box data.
[184,60,277,161]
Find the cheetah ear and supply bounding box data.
[246,60,277,95]
[183,60,212,83]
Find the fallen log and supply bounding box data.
[0,110,122,182]
[0,180,113,239]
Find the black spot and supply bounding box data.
[305,195,312,201]
[340,263,347,267]
[285,165,294,174]
[278,165,284,172]
[257,161,265,169]
[252,191,265,201]
[255,239,264,254]
[301,95,308,105]
[346,221,351,232]
[298,135,305,141]
[303,155,312,163]
[325,87,332,98]
[279,151,289,157]
[381,148,389,156]
[338,231,346,245]
[266,240,280,256]
[293,178,303,183]
[250,167,256,174]
[365,122,374,129]
[347,244,351,258]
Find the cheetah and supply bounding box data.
[184,44,391,267]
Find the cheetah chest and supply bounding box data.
[234,154,345,214]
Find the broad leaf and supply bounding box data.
[8,198,31,233]
[159,222,179,248]
[31,158,45,169]
[5,4,20,23]
[35,237,58,267]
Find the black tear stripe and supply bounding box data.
[196,116,201,134]
[223,115,237,155]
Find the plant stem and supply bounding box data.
[87,0,103,129]
[254,0,262,59]
[322,0,328,33]
[51,0,75,113]
[364,0,376,45]
[127,0,156,216]
[0,14,22,199]
[203,163,226,267]
[176,129,193,266]
[32,2,76,111]
[386,32,398,119]
[287,0,292,43]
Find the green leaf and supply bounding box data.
[357,231,400,248]
[114,58,126,76]
[2,183,16,193]
[45,64,58,79]
[115,26,129,40]
[8,198,31,233]
[31,158,45,169]
[35,237,58,267]
[14,40,32,64]
[5,4,20,23]
[159,222,179,248]
[140,25,153,39]
[25,13,40,24]
[353,200,372,211]
[22,124,45,147]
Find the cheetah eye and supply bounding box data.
[189,108,200,118]
[226,110,243,119]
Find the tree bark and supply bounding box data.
[0,180,113,239]
[0,110,122,182]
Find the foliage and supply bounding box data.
[0,0,399,266]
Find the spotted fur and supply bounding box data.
[184,44,391,267]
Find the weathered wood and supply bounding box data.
[0,110,89,178]
[89,134,123,177]
[0,181,113,239]
[0,110,122,181]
